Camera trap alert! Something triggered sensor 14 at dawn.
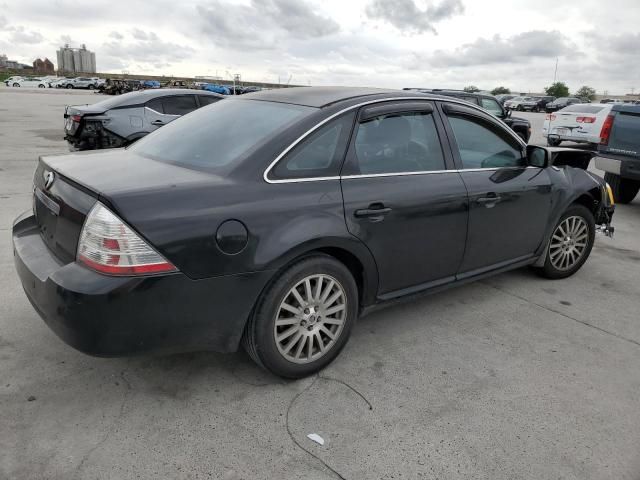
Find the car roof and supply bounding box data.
[243,86,404,108]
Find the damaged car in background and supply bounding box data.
[64,89,223,150]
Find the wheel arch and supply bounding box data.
[265,239,379,310]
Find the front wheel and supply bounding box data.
[517,105,523,111]
[547,137,562,147]
[243,254,358,378]
[66,84,73,89]
[12,83,19,87]
[533,204,595,279]
[604,172,640,204]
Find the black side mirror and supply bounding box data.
[526,145,548,168]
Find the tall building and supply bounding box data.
[56,44,96,74]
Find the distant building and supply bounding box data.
[33,57,55,74]
[56,44,96,74]
[0,53,27,70]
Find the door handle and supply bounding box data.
[151,120,165,126]
[476,193,502,206]
[354,203,392,219]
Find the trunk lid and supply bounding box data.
[33,158,99,263]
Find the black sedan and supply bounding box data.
[13,87,615,378]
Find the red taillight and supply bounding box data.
[77,202,177,276]
[71,115,82,122]
[600,115,615,145]
[576,116,596,123]
[546,114,556,121]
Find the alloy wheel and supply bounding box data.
[549,216,589,271]
[273,274,347,364]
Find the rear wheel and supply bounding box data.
[533,204,595,279]
[517,105,523,111]
[604,172,640,204]
[66,84,73,89]
[12,83,19,87]
[38,84,45,88]
[89,84,95,90]
[243,254,358,378]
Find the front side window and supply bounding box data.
[448,115,525,169]
[347,111,445,175]
[270,112,354,180]
[198,96,220,107]
[163,96,198,115]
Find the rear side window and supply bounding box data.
[146,98,164,113]
[347,111,445,175]
[480,98,502,117]
[448,115,524,169]
[270,112,355,180]
[163,96,198,115]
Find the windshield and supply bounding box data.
[560,105,607,114]
[131,98,315,170]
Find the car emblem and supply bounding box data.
[43,171,55,190]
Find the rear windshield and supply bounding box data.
[130,99,315,169]
[560,105,606,114]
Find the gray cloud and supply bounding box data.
[365,0,464,34]
[197,0,340,49]
[428,30,575,67]
[0,15,7,28]
[101,29,195,70]
[109,31,124,40]
[9,25,44,44]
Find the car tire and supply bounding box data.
[517,105,523,111]
[242,254,358,378]
[533,204,595,280]
[12,83,19,87]
[547,137,562,147]
[38,84,45,88]
[89,84,94,90]
[66,84,73,89]
[605,172,640,204]
[533,106,540,112]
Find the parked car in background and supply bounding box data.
[63,88,223,150]
[595,104,640,203]
[545,97,581,112]
[520,96,556,112]
[4,76,23,86]
[406,89,532,142]
[57,77,100,89]
[142,80,161,89]
[495,94,516,105]
[504,96,535,111]
[542,103,613,147]
[12,87,615,378]
[11,77,48,88]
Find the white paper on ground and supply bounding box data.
[307,433,325,445]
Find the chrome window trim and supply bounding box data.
[263,95,527,184]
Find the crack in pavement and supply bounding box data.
[73,370,132,479]
[483,282,640,348]
[285,373,374,480]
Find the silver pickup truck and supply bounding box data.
[595,104,640,204]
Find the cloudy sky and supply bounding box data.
[1,0,639,94]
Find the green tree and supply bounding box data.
[491,86,511,95]
[575,85,596,101]
[544,82,570,98]
[463,85,480,93]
